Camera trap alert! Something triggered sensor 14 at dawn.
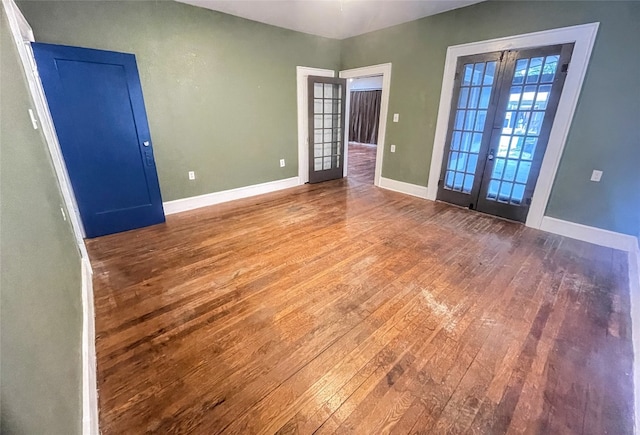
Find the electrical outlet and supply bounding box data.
[393,113,399,123]
[188,171,196,180]
[280,159,286,167]
[390,144,396,153]
[590,170,603,182]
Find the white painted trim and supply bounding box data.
[296,66,335,184]
[378,177,428,199]
[163,177,300,215]
[629,241,640,435]
[340,63,392,187]
[81,258,99,435]
[540,216,637,252]
[427,23,600,231]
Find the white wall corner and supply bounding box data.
[163,177,300,215]
[378,177,429,199]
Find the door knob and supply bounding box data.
[143,141,150,147]
[488,149,495,160]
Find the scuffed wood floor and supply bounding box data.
[87,147,633,434]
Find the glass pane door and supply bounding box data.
[437,51,504,208]
[476,44,574,222]
[308,76,346,184]
[437,43,574,223]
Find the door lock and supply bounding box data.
[487,149,495,160]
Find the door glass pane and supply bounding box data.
[484,61,497,85]
[525,57,544,84]
[314,115,323,128]
[519,85,537,110]
[479,86,492,109]
[323,156,331,169]
[462,64,474,86]
[452,131,462,151]
[541,55,559,82]
[457,153,468,171]
[507,86,522,110]
[474,111,487,132]
[324,115,333,128]
[516,161,531,183]
[314,158,322,171]
[314,99,323,113]
[467,153,478,173]
[323,84,333,98]
[314,83,323,98]
[461,132,472,152]
[471,133,482,153]
[463,174,474,193]
[499,182,513,202]
[468,87,481,109]
[534,84,552,110]
[511,184,525,204]
[497,135,510,158]
[314,144,322,158]
[508,136,524,159]
[455,110,465,130]
[472,63,485,86]
[458,87,470,108]
[527,112,545,136]
[513,59,529,85]
[522,137,537,160]
[464,110,477,130]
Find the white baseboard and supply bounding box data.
[81,257,99,435]
[163,177,300,215]
[540,216,638,252]
[378,177,428,199]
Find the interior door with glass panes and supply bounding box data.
[437,43,574,222]
[308,76,346,183]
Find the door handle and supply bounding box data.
[143,141,150,147]
[487,149,495,161]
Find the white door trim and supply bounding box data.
[426,23,599,230]
[296,66,335,184]
[340,63,392,187]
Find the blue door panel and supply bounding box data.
[32,42,165,238]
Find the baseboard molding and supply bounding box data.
[81,257,99,435]
[378,177,428,199]
[163,177,300,215]
[539,216,637,252]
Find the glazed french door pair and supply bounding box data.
[437,44,574,222]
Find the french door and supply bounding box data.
[308,76,347,183]
[437,43,574,222]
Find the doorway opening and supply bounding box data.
[436,43,574,223]
[347,75,382,184]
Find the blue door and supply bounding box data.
[32,43,165,238]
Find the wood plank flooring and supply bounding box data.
[87,151,633,434]
[347,142,376,184]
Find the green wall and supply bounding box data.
[341,0,640,238]
[0,8,82,435]
[18,0,341,202]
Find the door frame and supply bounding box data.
[296,66,335,184]
[340,63,392,187]
[427,23,599,229]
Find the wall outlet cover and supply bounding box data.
[393,113,399,122]
[390,144,396,153]
[280,159,286,167]
[188,171,196,180]
[590,170,603,182]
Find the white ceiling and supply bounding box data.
[177,0,484,40]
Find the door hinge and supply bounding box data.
[438,179,444,187]
[454,71,460,81]
[561,63,569,73]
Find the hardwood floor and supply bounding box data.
[87,158,633,434]
[347,142,376,184]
